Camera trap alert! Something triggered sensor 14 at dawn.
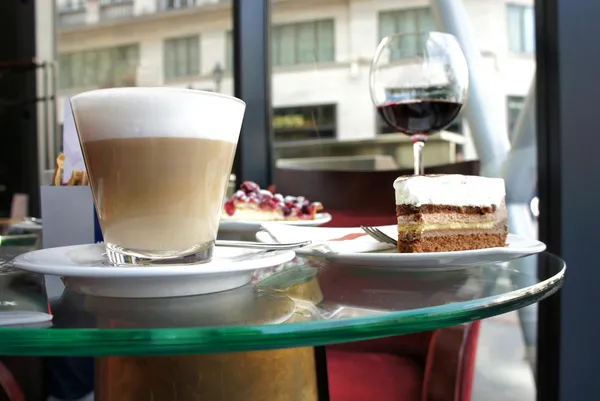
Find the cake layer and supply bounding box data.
[221,207,283,221]
[398,225,506,240]
[397,221,499,234]
[397,232,507,253]
[396,204,497,216]
[394,175,505,207]
[397,212,496,226]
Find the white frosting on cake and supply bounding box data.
[393,175,506,207]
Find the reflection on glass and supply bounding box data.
[42,253,565,331]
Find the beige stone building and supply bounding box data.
[55,0,535,164]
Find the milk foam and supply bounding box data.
[70,87,246,143]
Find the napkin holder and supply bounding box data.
[40,185,103,249]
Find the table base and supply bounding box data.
[95,347,321,401]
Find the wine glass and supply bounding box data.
[369,32,469,175]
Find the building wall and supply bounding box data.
[56,0,535,142]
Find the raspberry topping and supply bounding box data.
[224,199,236,216]
[225,181,323,219]
[240,181,260,194]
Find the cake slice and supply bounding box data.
[222,181,324,221]
[394,175,508,253]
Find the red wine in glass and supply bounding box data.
[376,99,463,135]
[369,32,469,175]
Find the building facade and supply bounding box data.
[56,0,535,145]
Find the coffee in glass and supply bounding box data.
[70,87,245,265]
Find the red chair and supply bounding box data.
[275,161,482,401]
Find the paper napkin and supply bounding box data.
[260,224,395,254]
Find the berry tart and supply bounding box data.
[222,181,324,221]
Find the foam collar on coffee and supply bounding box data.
[71,87,246,143]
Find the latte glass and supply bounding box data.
[71,87,246,265]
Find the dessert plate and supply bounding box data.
[220,212,332,233]
[256,224,546,269]
[12,244,296,298]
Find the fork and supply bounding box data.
[360,226,398,246]
[216,239,311,250]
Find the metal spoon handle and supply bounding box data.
[215,240,311,250]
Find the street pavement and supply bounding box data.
[472,311,536,401]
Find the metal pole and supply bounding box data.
[504,81,538,205]
[429,0,511,178]
[232,0,273,188]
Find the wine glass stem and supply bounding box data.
[413,140,425,175]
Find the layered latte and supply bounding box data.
[72,87,245,262]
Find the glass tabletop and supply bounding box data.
[0,249,565,356]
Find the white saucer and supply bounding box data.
[220,213,332,233]
[13,244,296,298]
[257,224,546,269]
[0,312,53,328]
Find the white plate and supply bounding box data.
[13,244,296,298]
[0,312,53,328]
[256,224,546,269]
[219,212,332,233]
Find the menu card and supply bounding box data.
[62,98,85,184]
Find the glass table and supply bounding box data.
[0,250,565,401]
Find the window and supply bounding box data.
[272,20,335,66]
[57,0,86,26]
[273,105,336,141]
[378,8,436,60]
[507,4,535,53]
[164,36,200,80]
[158,0,196,11]
[59,44,139,90]
[507,96,526,137]
[226,21,335,69]
[58,0,85,12]
[99,0,134,20]
[99,0,132,5]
